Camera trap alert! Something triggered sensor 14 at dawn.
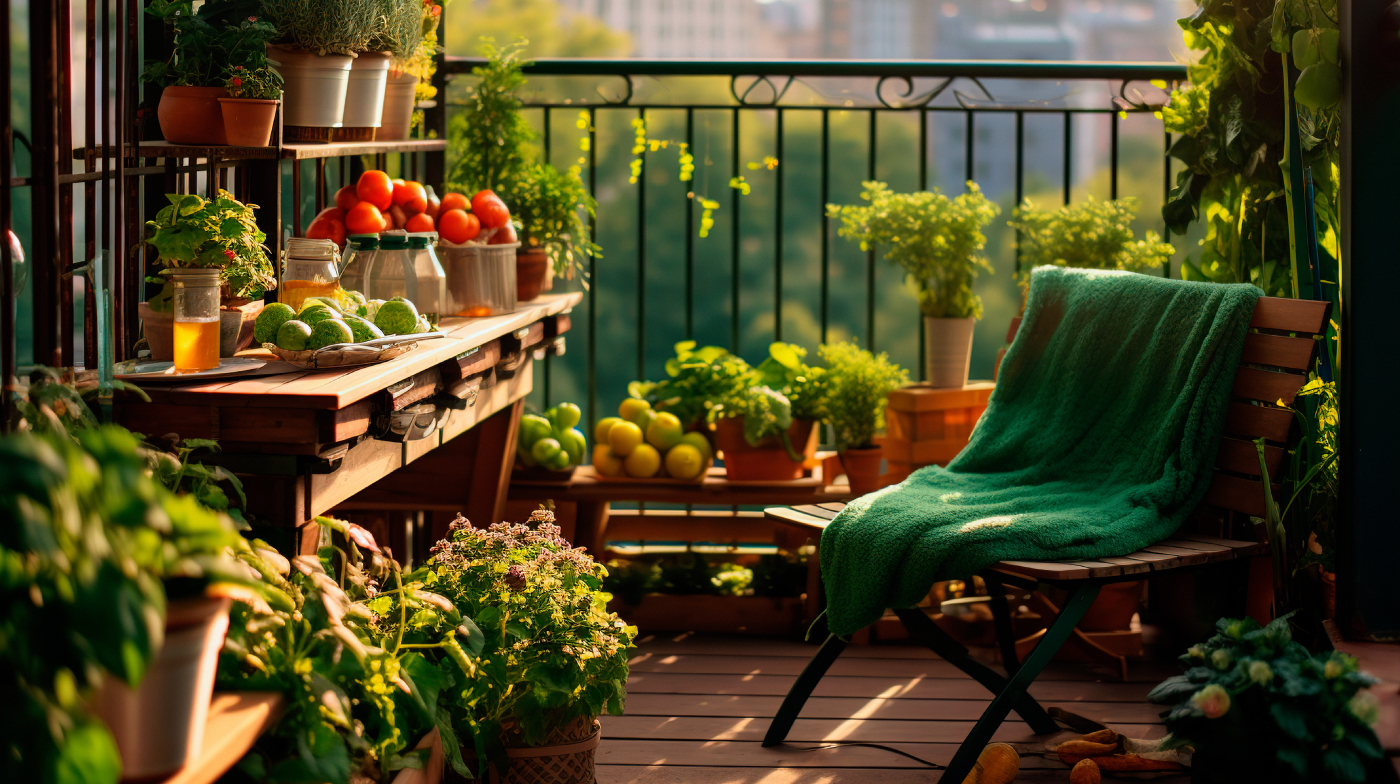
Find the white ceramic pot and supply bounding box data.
[92,597,232,781]
[342,52,391,129]
[924,316,976,389]
[378,70,419,140]
[271,45,352,128]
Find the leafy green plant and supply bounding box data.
[220,517,473,783]
[142,4,280,88]
[366,0,425,59]
[728,385,799,459]
[628,342,754,430]
[145,435,251,526]
[829,181,1000,319]
[419,510,635,776]
[260,0,384,56]
[143,191,276,309]
[1006,197,1175,284]
[397,0,446,107]
[1147,614,1383,783]
[446,38,536,195]
[818,340,908,451]
[509,161,599,283]
[752,342,825,423]
[224,64,283,100]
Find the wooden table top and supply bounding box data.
[134,292,580,411]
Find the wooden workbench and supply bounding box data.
[116,293,581,554]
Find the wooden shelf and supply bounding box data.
[75,138,446,163]
[160,692,283,784]
[282,138,446,160]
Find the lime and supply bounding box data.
[275,319,313,351]
[548,402,582,431]
[679,431,714,462]
[375,299,419,335]
[618,397,651,425]
[557,428,587,467]
[624,443,661,478]
[607,420,644,457]
[594,416,624,444]
[665,444,705,480]
[593,445,624,477]
[342,315,385,343]
[646,411,684,451]
[255,302,297,345]
[531,437,564,466]
[634,408,658,436]
[308,319,354,350]
[544,450,571,471]
[299,303,336,327]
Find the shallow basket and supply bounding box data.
[495,718,599,784]
[262,334,431,370]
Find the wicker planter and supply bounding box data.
[487,716,600,784]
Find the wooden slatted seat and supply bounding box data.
[761,295,1330,784]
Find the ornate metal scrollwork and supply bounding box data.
[875,75,957,109]
[729,75,795,107]
[1115,78,1176,112]
[594,74,635,106]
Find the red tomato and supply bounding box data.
[404,212,436,233]
[472,191,511,229]
[356,170,394,210]
[312,206,345,223]
[306,215,346,246]
[438,209,481,244]
[345,201,387,235]
[387,204,408,230]
[487,222,518,245]
[440,192,469,212]
[392,180,428,214]
[334,185,359,211]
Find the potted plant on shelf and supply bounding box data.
[829,181,1000,388]
[142,3,281,145]
[141,191,276,361]
[818,339,909,495]
[336,0,423,141]
[423,510,636,783]
[1147,614,1385,784]
[262,0,382,136]
[219,62,283,147]
[381,0,447,140]
[510,162,599,298]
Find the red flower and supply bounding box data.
[234,65,244,70]
[431,5,440,15]
[224,249,236,259]
[231,77,242,86]
[248,15,257,21]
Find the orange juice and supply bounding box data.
[281,279,343,312]
[173,317,221,372]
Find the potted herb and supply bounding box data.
[829,181,1000,388]
[510,161,599,297]
[219,62,283,147]
[141,191,276,361]
[1007,196,1175,295]
[422,510,636,783]
[261,0,382,132]
[142,4,281,145]
[818,340,908,495]
[381,0,446,140]
[337,0,423,140]
[1147,614,1385,784]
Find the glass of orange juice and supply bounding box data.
[171,268,222,373]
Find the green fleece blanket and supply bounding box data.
[820,267,1261,637]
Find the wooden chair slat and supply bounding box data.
[1159,538,1236,562]
[1065,560,1128,578]
[1120,550,1184,569]
[792,504,841,520]
[1139,545,1212,566]
[766,507,832,531]
[1172,530,1269,554]
[1216,436,1284,477]
[1232,366,1308,406]
[817,503,849,513]
[1241,332,1317,370]
[1092,557,1153,575]
[1223,401,1294,443]
[1202,473,1279,518]
[993,561,1092,580]
[1250,297,1330,334]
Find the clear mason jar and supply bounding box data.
[171,268,222,372]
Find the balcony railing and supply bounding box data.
[438,58,1189,434]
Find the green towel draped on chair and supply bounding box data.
[820,267,1261,637]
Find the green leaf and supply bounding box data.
[768,342,802,370]
[54,721,122,784]
[458,615,486,656]
[1271,700,1311,740]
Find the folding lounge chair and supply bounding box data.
[762,295,1331,784]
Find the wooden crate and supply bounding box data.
[879,382,995,482]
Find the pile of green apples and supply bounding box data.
[517,403,587,472]
[593,398,712,481]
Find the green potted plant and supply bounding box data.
[142,2,281,145]
[829,181,1000,388]
[219,62,283,147]
[261,0,382,133]
[1147,614,1385,784]
[510,161,599,298]
[381,0,447,140]
[335,0,423,140]
[141,191,276,361]
[1007,196,1176,295]
[420,509,635,783]
[818,340,908,495]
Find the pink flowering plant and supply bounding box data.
[419,510,636,777]
[223,63,283,100]
[1148,614,1383,783]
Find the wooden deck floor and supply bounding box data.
[598,633,1190,784]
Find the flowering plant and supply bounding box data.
[421,510,635,776]
[142,190,276,308]
[223,64,283,100]
[1147,614,1383,783]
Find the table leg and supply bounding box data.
[574,500,611,556]
[463,399,524,530]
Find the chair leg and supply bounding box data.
[762,632,848,747]
[983,573,1021,676]
[894,608,1059,735]
[940,583,1102,784]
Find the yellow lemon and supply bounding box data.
[607,420,644,457]
[665,443,705,481]
[594,416,623,444]
[646,411,684,451]
[618,397,652,425]
[679,431,713,462]
[593,445,625,477]
[624,443,661,478]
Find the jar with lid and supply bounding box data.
[281,238,342,312]
[338,234,378,295]
[364,233,411,304]
[170,268,222,373]
[405,234,447,326]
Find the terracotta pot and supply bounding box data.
[218,97,279,147]
[715,417,815,481]
[378,71,419,141]
[220,300,263,356]
[924,316,976,389]
[91,597,231,781]
[139,302,175,361]
[517,248,549,302]
[157,86,228,145]
[840,446,883,496]
[1078,579,1143,632]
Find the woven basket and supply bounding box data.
[493,717,599,784]
[262,339,418,370]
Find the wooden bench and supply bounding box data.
[761,295,1331,784]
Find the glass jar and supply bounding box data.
[338,234,378,296]
[282,237,342,312]
[364,233,411,304]
[406,234,447,327]
[171,268,222,373]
